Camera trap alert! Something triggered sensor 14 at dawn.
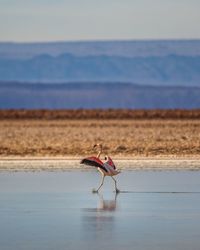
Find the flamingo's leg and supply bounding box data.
[93,174,105,193]
[111,176,120,193]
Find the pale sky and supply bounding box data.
[0,0,200,42]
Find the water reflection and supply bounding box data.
[82,193,119,242]
[96,193,118,212]
[84,193,118,213]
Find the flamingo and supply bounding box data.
[80,144,120,193]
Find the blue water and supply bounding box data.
[0,171,200,250]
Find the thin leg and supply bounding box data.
[111,176,120,193]
[93,175,105,193]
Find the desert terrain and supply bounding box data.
[1,109,200,157]
[1,110,200,171]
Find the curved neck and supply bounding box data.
[97,147,102,158]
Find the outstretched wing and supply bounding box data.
[80,156,108,172]
[105,156,116,169]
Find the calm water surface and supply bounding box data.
[0,170,200,250]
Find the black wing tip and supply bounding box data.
[80,158,93,166]
[80,158,108,172]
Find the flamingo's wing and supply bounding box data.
[105,156,116,169]
[80,156,108,172]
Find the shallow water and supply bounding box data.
[0,171,200,250]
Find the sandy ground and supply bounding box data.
[1,119,200,157]
[1,118,200,171]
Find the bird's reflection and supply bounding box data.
[82,193,119,241]
[96,193,118,212]
[83,192,118,213]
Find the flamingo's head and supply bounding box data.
[93,143,102,149]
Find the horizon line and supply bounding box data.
[1,38,200,44]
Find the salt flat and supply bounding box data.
[0,157,200,171]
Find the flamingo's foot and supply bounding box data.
[92,188,98,193]
[115,188,120,193]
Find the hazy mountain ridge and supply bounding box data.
[0,54,200,86]
[1,40,200,109]
[1,81,200,109]
[0,40,200,59]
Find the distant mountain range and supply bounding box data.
[0,53,200,86]
[1,40,200,58]
[1,81,200,109]
[0,40,200,109]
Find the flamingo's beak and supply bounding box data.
[93,144,97,149]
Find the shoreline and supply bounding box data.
[1,156,200,172]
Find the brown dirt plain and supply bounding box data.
[0,110,200,157]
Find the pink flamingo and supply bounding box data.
[80,144,120,193]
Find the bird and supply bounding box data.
[80,144,120,193]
